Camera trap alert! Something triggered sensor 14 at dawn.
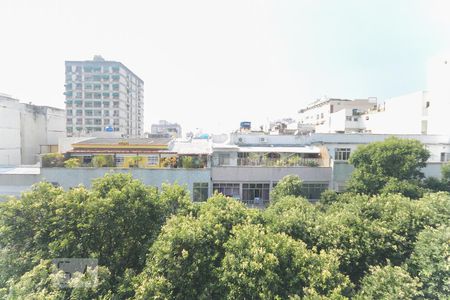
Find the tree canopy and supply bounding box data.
[0,172,449,299]
[347,137,430,196]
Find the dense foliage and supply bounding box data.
[1,137,450,299]
[347,137,430,196]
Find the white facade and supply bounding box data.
[427,53,450,135]
[65,56,144,138]
[298,97,377,133]
[0,94,66,165]
[361,91,429,134]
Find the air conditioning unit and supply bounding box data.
[259,137,267,143]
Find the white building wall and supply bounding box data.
[427,54,450,135]
[0,106,21,165]
[363,91,426,134]
[0,95,66,165]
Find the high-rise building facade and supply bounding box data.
[64,56,144,137]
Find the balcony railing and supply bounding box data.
[236,157,322,167]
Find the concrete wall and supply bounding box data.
[40,168,211,199]
[0,106,21,165]
[212,166,331,183]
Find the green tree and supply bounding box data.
[313,193,447,283]
[220,224,351,299]
[409,225,450,299]
[380,177,426,199]
[0,173,192,298]
[442,163,450,182]
[134,195,259,299]
[347,137,430,195]
[63,157,81,168]
[318,189,340,208]
[264,196,318,247]
[270,175,304,202]
[355,265,422,300]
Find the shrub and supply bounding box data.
[63,158,81,168]
[92,155,114,168]
[41,153,65,168]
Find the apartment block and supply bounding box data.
[64,55,144,137]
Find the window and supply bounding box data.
[65,83,73,90]
[218,153,230,166]
[113,93,120,99]
[93,101,102,108]
[103,66,109,73]
[104,110,110,117]
[103,93,110,99]
[76,118,83,125]
[113,110,119,117]
[115,156,124,166]
[66,109,73,116]
[147,155,159,166]
[112,84,120,91]
[66,118,73,125]
[94,93,101,99]
[93,110,102,116]
[113,101,120,108]
[301,183,329,200]
[85,110,93,116]
[353,117,359,121]
[94,84,101,90]
[334,148,351,161]
[193,183,209,202]
[85,101,93,108]
[94,119,102,125]
[76,92,82,98]
[441,152,450,162]
[112,66,120,73]
[76,83,82,90]
[113,119,119,125]
[242,183,270,204]
[85,92,93,99]
[103,84,109,90]
[321,113,324,118]
[102,75,109,81]
[346,116,352,121]
[84,75,92,81]
[93,75,102,81]
[74,100,82,107]
[83,66,92,72]
[104,119,110,125]
[85,119,93,125]
[76,110,83,116]
[213,183,240,199]
[112,75,120,81]
[66,100,73,107]
[103,101,110,108]
[85,84,92,90]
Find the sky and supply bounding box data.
[0,0,449,134]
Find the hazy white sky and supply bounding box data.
[0,0,449,134]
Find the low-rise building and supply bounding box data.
[0,93,65,165]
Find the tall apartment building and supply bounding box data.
[64,56,144,137]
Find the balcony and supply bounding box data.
[236,157,322,167]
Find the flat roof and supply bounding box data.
[73,138,172,146]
